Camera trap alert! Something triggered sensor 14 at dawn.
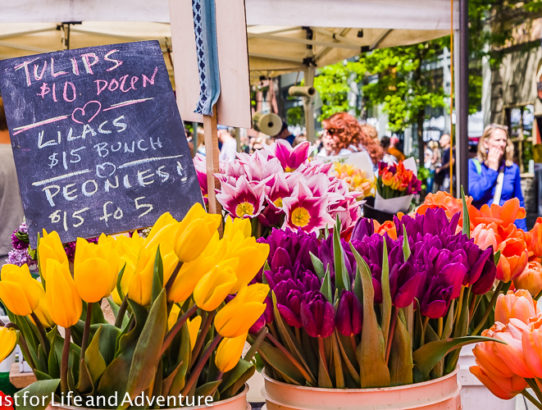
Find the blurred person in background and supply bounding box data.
[272,121,296,146]
[0,98,24,259]
[388,136,405,162]
[320,113,383,167]
[435,133,454,191]
[380,136,398,164]
[218,126,237,162]
[469,124,526,230]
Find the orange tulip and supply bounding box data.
[495,290,537,325]
[490,319,535,378]
[417,191,468,223]
[470,365,526,400]
[496,237,529,282]
[514,261,542,298]
[471,223,499,251]
[469,198,526,230]
[521,320,542,378]
[374,220,397,240]
[526,217,542,258]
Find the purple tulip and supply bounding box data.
[274,279,305,328]
[300,291,335,338]
[335,291,362,336]
[351,218,375,242]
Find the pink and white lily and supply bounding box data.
[216,175,266,219]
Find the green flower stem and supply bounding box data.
[61,327,71,394]
[471,282,509,336]
[317,337,329,380]
[190,310,216,365]
[114,296,129,328]
[266,333,315,383]
[80,303,93,361]
[165,261,184,294]
[181,334,223,397]
[522,389,542,410]
[30,312,50,352]
[160,304,198,356]
[526,379,542,408]
[7,324,37,370]
[385,309,398,364]
[245,327,268,361]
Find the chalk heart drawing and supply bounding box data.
[72,100,102,124]
[96,162,116,178]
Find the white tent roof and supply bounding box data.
[0,0,458,81]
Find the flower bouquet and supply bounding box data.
[374,159,421,214]
[332,163,375,200]
[0,204,269,410]
[194,140,362,237]
[252,199,503,404]
[470,290,542,407]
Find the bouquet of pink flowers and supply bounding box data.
[194,141,362,236]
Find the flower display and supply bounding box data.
[196,141,362,236]
[252,205,499,388]
[376,160,421,199]
[332,162,375,199]
[0,204,270,407]
[418,193,541,296]
[471,290,542,406]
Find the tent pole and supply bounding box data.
[203,107,221,214]
[455,0,469,196]
[304,65,315,141]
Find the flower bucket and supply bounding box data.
[47,385,250,410]
[264,370,461,410]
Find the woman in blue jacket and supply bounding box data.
[468,124,527,230]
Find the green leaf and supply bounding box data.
[353,269,362,303]
[381,240,392,347]
[169,322,191,396]
[270,292,315,384]
[333,218,350,292]
[320,270,333,303]
[334,333,360,386]
[330,335,344,388]
[413,336,502,379]
[257,340,305,385]
[461,187,470,238]
[220,359,255,398]
[14,379,60,410]
[85,326,107,383]
[195,380,222,398]
[151,246,164,304]
[389,313,413,385]
[95,323,121,365]
[402,225,411,260]
[76,359,94,394]
[116,264,127,300]
[494,250,501,265]
[125,289,168,400]
[350,244,390,387]
[310,252,325,279]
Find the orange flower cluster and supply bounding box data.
[333,163,375,199]
[418,193,542,291]
[377,161,421,198]
[471,290,542,401]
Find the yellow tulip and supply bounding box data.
[110,234,144,303]
[226,237,269,293]
[215,333,247,373]
[74,237,118,303]
[193,263,238,311]
[38,230,69,277]
[168,253,238,303]
[32,296,53,328]
[168,304,181,331]
[0,264,44,316]
[214,284,269,338]
[187,315,202,350]
[44,259,82,328]
[144,212,180,254]
[0,327,17,362]
[223,216,251,240]
[173,203,221,263]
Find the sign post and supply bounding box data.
[0,41,202,246]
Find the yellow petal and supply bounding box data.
[168,304,181,331]
[45,259,82,328]
[187,315,202,350]
[0,327,17,362]
[0,281,33,316]
[193,265,237,311]
[215,333,247,373]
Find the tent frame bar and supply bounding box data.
[248,30,362,51]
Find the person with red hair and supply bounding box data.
[320,112,383,166]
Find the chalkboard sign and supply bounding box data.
[0,41,203,247]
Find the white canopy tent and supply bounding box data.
[0,0,467,192]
